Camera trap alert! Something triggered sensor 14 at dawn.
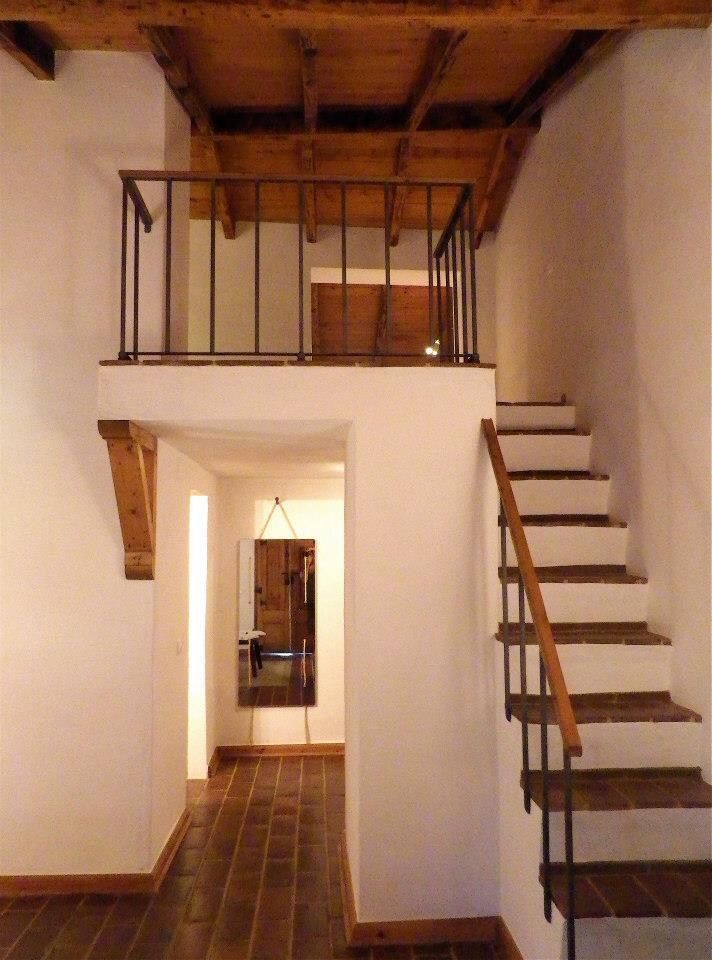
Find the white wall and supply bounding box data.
[0,50,197,874]
[491,31,712,783]
[188,220,497,364]
[151,441,217,863]
[98,364,500,921]
[214,477,345,746]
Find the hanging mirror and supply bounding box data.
[237,538,316,707]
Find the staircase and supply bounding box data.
[494,401,712,960]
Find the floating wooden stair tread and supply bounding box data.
[520,515,625,527]
[501,565,646,584]
[509,691,702,725]
[508,470,609,480]
[496,622,672,645]
[497,428,586,436]
[542,860,712,919]
[526,767,712,812]
[497,401,570,407]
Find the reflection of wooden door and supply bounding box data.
[255,540,289,652]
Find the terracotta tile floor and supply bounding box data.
[0,757,493,960]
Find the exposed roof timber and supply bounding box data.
[0,0,707,29]
[475,131,514,246]
[299,30,318,241]
[140,24,236,239]
[507,29,621,125]
[211,103,513,139]
[0,20,54,78]
[389,28,466,246]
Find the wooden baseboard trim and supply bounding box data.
[207,745,221,778]
[218,742,344,758]
[0,807,191,898]
[494,917,524,960]
[340,832,497,947]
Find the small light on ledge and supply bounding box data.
[424,338,440,357]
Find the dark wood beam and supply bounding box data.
[299,30,318,242]
[389,28,466,246]
[140,24,236,239]
[507,30,621,126]
[211,102,510,139]
[0,20,53,78]
[0,1,707,30]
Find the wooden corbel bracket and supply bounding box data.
[98,420,157,580]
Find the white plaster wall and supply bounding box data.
[0,50,197,875]
[151,440,217,864]
[98,364,500,921]
[214,477,345,746]
[492,31,712,784]
[164,88,191,353]
[188,220,497,364]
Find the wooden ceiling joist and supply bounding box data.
[299,30,318,242]
[140,24,237,239]
[211,103,511,140]
[0,0,707,30]
[506,30,619,126]
[389,28,466,246]
[98,420,157,581]
[0,20,54,78]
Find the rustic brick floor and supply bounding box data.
[0,756,493,960]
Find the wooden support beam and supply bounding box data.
[0,20,54,78]
[389,28,466,246]
[0,1,707,31]
[474,131,513,246]
[140,24,236,240]
[212,103,510,139]
[98,421,157,581]
[299,30,318,242]
[507,30,621,126]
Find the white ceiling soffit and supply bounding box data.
[151,420,348,479]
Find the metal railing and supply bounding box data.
[117,171,480,363]
[482,419,583,960]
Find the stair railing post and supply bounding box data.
[540,653,552,921]
[119,181,129,360]
[500,502,511,721]
[519,570,531,812]
[564,749,576,960]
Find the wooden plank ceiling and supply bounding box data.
[2,0,708,242]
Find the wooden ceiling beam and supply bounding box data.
[140,24,236,239]
[389,28,466,246]
[0,20,54,78]
[0,1,707,30]
[299,30,318,242]
[211,103,510,139]
[506,30,621,126]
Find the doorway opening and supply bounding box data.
[187,493,209,779]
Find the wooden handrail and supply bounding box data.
[482,418,583,758]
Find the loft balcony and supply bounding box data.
[106,171,486,368]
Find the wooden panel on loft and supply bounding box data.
[98,420,157,581]
[312,283,434,358]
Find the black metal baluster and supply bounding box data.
[298,182,305,361]
[451,234,460,361]
[564,750,576,960]
[341,182,348,356]
[435,255,443,359]
[427,185,434,350]
[384,184,392,356]
[500,505,511,721]
[164,179,172,354]
[519,570,531,812]
[444,245,451,360]
[254,181,260,355]
[540,654,552,921]
[132,206,140,361]
[209,179,216,355]
[119,182,128,360]
[468,185,479,363]
[459,208,468,361]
